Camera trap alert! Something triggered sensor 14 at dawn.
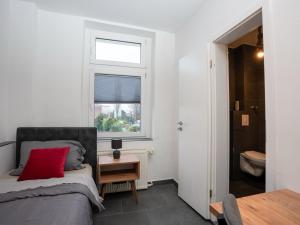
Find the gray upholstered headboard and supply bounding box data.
[16,127,97,181]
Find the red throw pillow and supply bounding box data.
[18,147,70,181]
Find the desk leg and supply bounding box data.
[130,181,138,203]
[101,184,106,199]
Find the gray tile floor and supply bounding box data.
[94,183,212,225]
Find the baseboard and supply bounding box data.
[152,179,178,187]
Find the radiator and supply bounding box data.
[98,149,149,193]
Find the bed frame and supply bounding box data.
[16,127,97,181]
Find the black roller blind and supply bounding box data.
[94,74,141,104]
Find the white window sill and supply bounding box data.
[97,137,153,142]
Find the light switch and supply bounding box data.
[242,114,249,126]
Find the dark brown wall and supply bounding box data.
[229,45,265,180]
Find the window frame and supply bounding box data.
[87,30,152,139]
[89,66,151,138]
[90,30,147,68]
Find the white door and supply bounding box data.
[178,56,210,219]
[210,43,230,203]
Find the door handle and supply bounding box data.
[178,121,183,126]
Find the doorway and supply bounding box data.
[209,9,266,203]
[228,27,266,198]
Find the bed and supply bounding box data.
[0,127,104,225]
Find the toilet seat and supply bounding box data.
[242,151,265,163]
[240,150,266,177]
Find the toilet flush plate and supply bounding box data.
[242,114,249,126]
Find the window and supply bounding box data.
[90,31,146,68]
[87,30,151,139]
[94,74,141,133]
[96,39,141,64]
[95,103,141,132]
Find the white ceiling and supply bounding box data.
[25,0,204,32]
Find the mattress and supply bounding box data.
[0,165,104,225]
[1,163,93,179]
[0,164,99,199]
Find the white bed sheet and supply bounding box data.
[0,164,101,203]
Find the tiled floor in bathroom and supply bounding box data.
[230,173,265,198]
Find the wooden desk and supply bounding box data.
[210,189,300,225]
[98,154,140,202]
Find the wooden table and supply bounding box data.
[210,189,300,225]
[98,154,140,202]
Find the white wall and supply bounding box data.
[0,0,37,141]
[176,0,300,193]
[148,31,178,181]
[6,0,37,140]
[262,0,300,192]
[176,0,262,59]
[32,10,83,126]
[0,0,10,142]
[2,1,178,182]
[0,0,15,170]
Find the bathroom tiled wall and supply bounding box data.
[229,45,265,180]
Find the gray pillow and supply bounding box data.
[10,140,86,176]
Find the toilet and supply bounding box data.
[240,150,266,177]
